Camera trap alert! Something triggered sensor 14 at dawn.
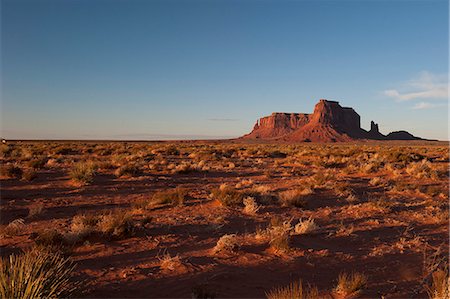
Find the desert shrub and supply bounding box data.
[2,219,25,237]
[266,280,319,299]
[212,234,239,254]
[28,204,44,218]
[242,197,260,215]
[278,189,309,208]
[98,211,134,238]
[0,164,23,179]
[269,228,291,253]
[164,145,180,156]
[426,268,449,299]
[0,248,77,298]
[385,151,426,164]
[172,162,202,174]
[65,214,100,244]
[151,188,188,206]
[0,144,12,158]
[210,184,245,207]
[22,169,38,181]
[309,171,335,188]
[235,178,253,189]
[115,163,141,177]
[158,252,183,271]
[27,157,47,169]
[54,146,77,155]
[34,230,65,248]
[69,162,95,185]
[334,272,367,297]
[293,217,319,235]
[268,150,287,159]
[406,160,437,179]
[266,218,293,253]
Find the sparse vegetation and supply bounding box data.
[115,163,141,177]
[0,164,23,179]
[0,141,447,297]
[242,196,260,215]
[293,217,319,235]
[2,219,25,237]
[213,234,239,254]
[334,272,367,297]
[98,210,134,238]
[69,161,95,185]
[426,268,449,299]
[266,280,319,299]
[210,184,245,207]
[278,189,310,208]
[151,188,188,206]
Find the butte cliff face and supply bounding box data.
[242,99,422,142]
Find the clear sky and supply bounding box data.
[1,0,448,140]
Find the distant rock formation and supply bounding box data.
[242,99,423,142]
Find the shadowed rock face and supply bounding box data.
[242,99,423,142]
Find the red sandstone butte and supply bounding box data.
[242,99,423,142]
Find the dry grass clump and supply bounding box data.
[28,204,44,218]
[293,217,319,235]
[236,179,254,189]
[210,184,245,207]
[65,214,100,243]
[278,189,311,208]
[151,188,188,206]
[0,164,23,179]
[98,211,134,238]
[0,248,77,299]
[69,162,95,185]
[309,171,336,188]
[22,169,38,181]
[27,157,47,169]
[172,163,201,174]
[269,229,291,254]
[115,163,141,177]
[33,229,65,248]
[334,272,367,297]
[406,160,437,179]
[158,252,183,271]
[1,219,25,237]
[242,197,260,215]
[212,234,239,254]
[426,268,449,299]
[266,280,319,299]
[265,218,293,253]
[385,150,426,164]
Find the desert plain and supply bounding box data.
[0,140,449,298]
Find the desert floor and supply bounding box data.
[1,141,448,298]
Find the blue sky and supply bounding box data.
[1,0,448,140]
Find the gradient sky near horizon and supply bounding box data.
[1,0,449,140]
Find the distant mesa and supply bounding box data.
[241,99,424,142]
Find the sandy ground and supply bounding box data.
[1,141,448,298]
